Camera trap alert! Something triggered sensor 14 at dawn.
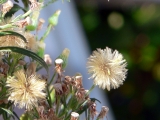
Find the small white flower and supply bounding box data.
[44,54,52,65]
[71,112,79,120]
[87,47,127,91]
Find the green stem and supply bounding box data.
[86,84,96,96]
[0,24,12,29]
[2,13,6,18]
[85,110,88,120]
[21,10,32,18]
[59,95,68,119]
[0,10,32,30]
[88,109,90,120]
[47,86,52,108]
[65,112,71,120]
[56,96,60,115]
[48,71,56,86]
[9,10,32,24]
[40,24,53,42]
[2,112,7,120]
[8,60,18,76]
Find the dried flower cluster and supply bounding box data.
[0,0,127,120]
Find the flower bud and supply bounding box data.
[26,62,37,76]
[2,0,13,14]
[56,48,70,69]
[44,54,52,65]
[88,101,98,119]
[36,18,45,31]
[48,10,61,26]
[37,41,46,57]
[74,74,83,88]
[49,85,56,104]
[55,58,63,65]
[97,106,109,119]
[15,16,31,28]
[18,60,26,65]
[26,11,40,31]
[29,0,42,10]
[71,112,79,120]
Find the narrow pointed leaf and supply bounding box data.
[0,107,14,116]
[90,98,101,103]
[0,31,28,43]
[13,111,20,120]
[0,47,49,74]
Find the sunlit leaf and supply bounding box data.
[0,47,49,74]
[0,107,14,116]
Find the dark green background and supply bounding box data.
[75,1,160,120]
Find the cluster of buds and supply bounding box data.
[51,60,109,119]
[35,106,60,120]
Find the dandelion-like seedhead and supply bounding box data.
[6,70,46,110]
[87,47,127,90]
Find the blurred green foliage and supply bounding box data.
[75,2,160,120]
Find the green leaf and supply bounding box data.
[22,0,29,10]
[11,111,19,120]
[14,0,19,3]
[0,0,7,4]
[90,98,101,103]
[0,31,28,43]
[0,107,14,116]
[0,47,49,74]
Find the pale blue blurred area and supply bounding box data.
[40,1,115,120]
[0,1,115,120]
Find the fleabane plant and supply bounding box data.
[0,0,127,120]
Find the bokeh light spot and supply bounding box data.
[107,12,124,30]
[143,90,158,107]
[152,63,160,81]
[82,13,99,31]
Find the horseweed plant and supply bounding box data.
[0,0,127,120]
